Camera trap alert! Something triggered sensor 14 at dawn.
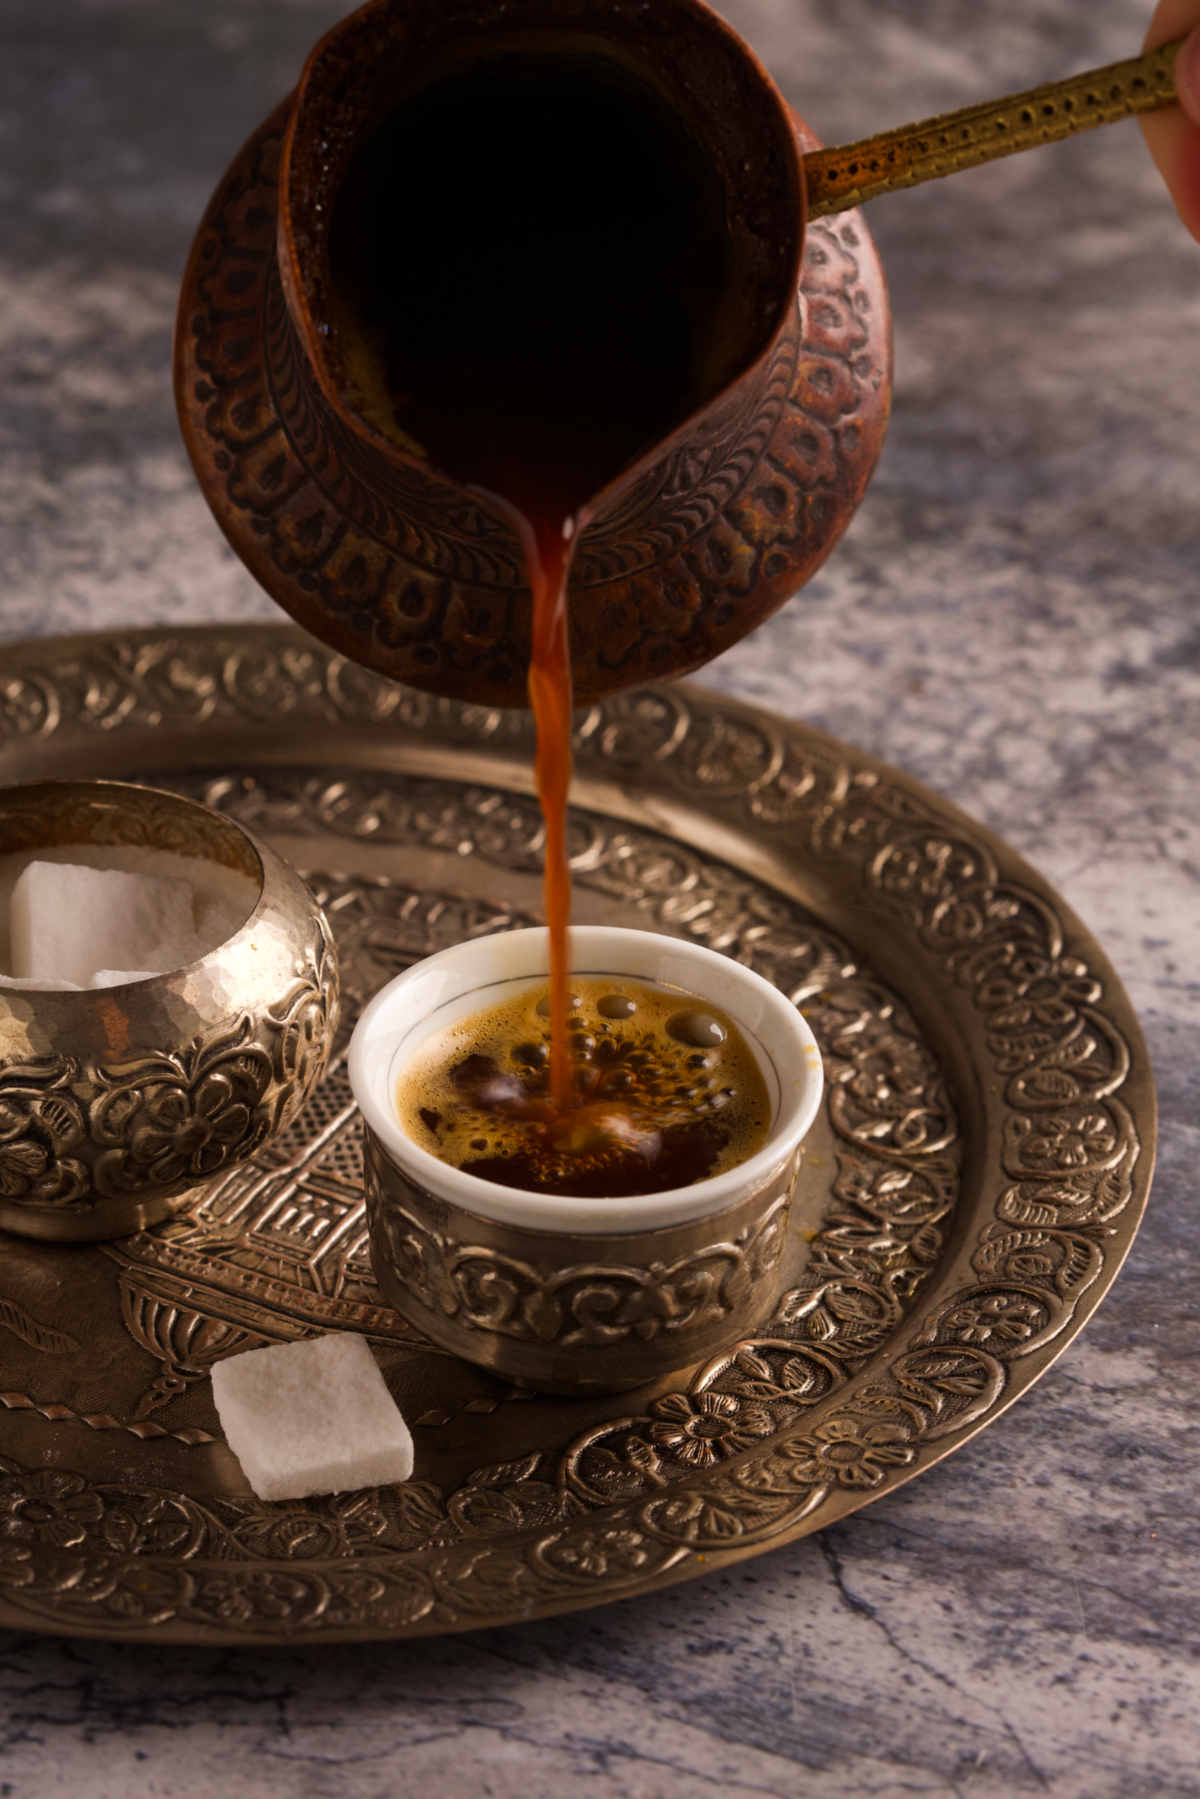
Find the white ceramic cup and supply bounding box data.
[349,925,824,1390]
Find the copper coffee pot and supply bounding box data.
[175,0,1181,708]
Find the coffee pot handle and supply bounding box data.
[803,37,1183,218]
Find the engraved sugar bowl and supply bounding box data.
[0,780,339,1242]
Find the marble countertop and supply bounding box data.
[1,1,1196,1794]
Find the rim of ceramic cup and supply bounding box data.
[348,925,823,1234]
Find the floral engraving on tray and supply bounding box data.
[0,633,1148,1639]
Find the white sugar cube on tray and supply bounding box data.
[211,1334,415,1502]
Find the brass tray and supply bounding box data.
[0,625,1154,1643]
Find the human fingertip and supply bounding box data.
[1176,24,1200,127]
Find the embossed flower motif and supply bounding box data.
[547,1526,652,1580]
[377,1210,456,1318]
[874,844,928,898]
[982,954,1098,1027]
[276,989,329,1095]
[943,1292,1045,1349]
[784,1417,914,1490]
[0,1083,87,1204]
[323,1568,435,1629]
[128,1072,258,1185]
[98,1491,201,1560]
[197,1568,323,1626]
[1019,1111,1114,1171]
[191,1571,254,1625]
[647,1491,746,1544]
[0,1468,104,1549]
[647,1391,775,1468]
[0,674,51,738]
[233,1509,346,1563]
[100,1559,190,1624]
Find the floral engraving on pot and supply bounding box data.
[269,909,340,1130]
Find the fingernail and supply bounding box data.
[1176,25,1200,127]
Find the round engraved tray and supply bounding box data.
[0,625,1153,1643]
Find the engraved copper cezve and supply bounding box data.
[175,0,891,706]
[173,0,1181,713]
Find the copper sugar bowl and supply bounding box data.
[175,0,892,707]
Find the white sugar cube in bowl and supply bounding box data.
[11,860,199,986]
[0,779,339,1242]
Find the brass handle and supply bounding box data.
[805,37,1184,218]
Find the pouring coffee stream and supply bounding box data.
[490,33,1186,1111]
[175,2,1185,1142]
[388,34,1184,1119]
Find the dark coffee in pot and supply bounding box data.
[327,52,740,516]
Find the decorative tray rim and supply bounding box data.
[0,623,1155,1642]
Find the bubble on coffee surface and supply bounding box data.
[395,977,771,1198]
[667,1010,727,1048]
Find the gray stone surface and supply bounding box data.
[0,1,1196,1794]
